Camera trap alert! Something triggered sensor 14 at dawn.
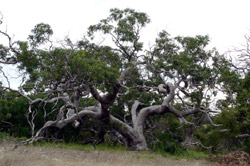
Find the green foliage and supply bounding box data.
[146,114,185,155]
[209,70,250,153]
[16,41,39,73]
[28,23,53,46]
[70,50,120,89]
[0,91,54,138]
[88,8,150,42]
[88,8,150,63]
[197,76,250,153]
[152,31,213,76]
[0,132,12,140]
[0,94,30,137]
[149,30,222,111]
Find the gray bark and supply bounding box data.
[21,81,221,151]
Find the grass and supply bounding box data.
[30,141,129,152]
[1,133,210,161]
[31,141,210,161]
[176,150,209,160]
[151,147,210,160]
[0,135,217,166]
[133,152,158,159]
[0,142,216,166]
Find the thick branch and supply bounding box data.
[23,106,102,144]
[135,105,165,129]
[109,115,139,142]
[131,100,140,127]
[162,83,176,106]
[89,85,104,102]
[236,134,250,138]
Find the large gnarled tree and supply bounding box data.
[0,8,225,150]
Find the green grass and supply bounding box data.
[178,150,209,160]
[153,148,210,160]
[133,152,158,159]
[30,141,129,152]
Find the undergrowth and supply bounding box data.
[0,132,26,141]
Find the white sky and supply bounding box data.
[1,0,250,88]
[1,0,250,50]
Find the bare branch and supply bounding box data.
[208,129,231,135]
[182,141,212,151]
[0,67,10,88]
[0,120,14,127]
[0,30,20,57]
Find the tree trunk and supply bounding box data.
[109,115,148,150]
[128,132,148,151]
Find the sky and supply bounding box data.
[1,0,250,88]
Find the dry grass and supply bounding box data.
[0,141,217,166]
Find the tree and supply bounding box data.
[0,8,225,150]
[192,34,250,153]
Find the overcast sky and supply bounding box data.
[1,0,250,88]
[1,0,250,51]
